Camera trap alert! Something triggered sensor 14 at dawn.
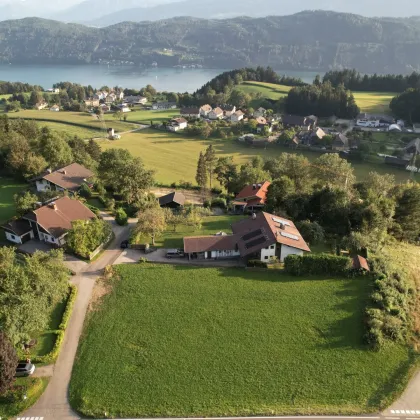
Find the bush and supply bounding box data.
[211,197,227,209]
[59,285,78,330]
[284,254,352,276]
[247,259,268,268]
[115,208,128,226]
[203,199,211,208]
[79,183,92,199]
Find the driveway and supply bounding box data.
[18,240,54,255]
[20,216,134,420]
[114,247,245,268]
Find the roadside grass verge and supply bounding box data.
[70,264,413,417]
[0,377,50,420]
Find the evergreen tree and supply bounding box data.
[204,145,217,189]
[196,152,208,189]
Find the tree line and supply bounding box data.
[322,69,420,93]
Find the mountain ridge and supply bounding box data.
[1,11,420,73]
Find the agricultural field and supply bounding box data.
[110,108,179,125]
[6,109,138,138]
[97,129,417,184]
[238,81,393,114]
[0,177,26,225]
[70,264,412,418]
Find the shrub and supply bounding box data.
[211,197,227,209]
[59,285,78,330]
[203,199,211,208]
[115,208,128,226]
[79,183,92,199]
[284,254,352,276]
[247,259,268,268]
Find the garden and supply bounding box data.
[69,264,413,418]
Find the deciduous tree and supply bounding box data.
[134,206,166,245]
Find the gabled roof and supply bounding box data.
[211,107,223,115]
[200,104,212,112]
[256,116,267,125]
[235,181,271,204]
[231,212,310,257]
[1,219,32,236]
[158,191,186,206]
[334,133,349,146]
[183,234,239,253]
[38,163,94,191]
[234,110,244,116]
[171,117,188,124]
[352,255,370,271]
[23,196,95,238]
[181,107,200,114]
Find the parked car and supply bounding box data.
[15,362,35,377]
[112,134,121,140]
[166,249,185,259]
[120,240,129,249]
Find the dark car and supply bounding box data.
[15,362,35,377]
[166,249,185,259]
[120,240,129,249]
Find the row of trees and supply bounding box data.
[390,88,420,124]
[323,69,420,93]
[0,81,43,95]
[285,82,360,118]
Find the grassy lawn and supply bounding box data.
[237,81,393,114]
[111,108,180,125]
[70,264,413,417]
[0,177,27,225]
[97,129,417,184]
[6,109,138,138]
[0,377,49,420]
[136,215,245,248]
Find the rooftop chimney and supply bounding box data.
[280,223,286,230]
[257,183,262,188]
[62,170,67,175]
[47,168,52,174]
[252,184,257,190]
[252,212,257,220]
[49,202,57,210]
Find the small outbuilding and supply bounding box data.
[158,191,186,208]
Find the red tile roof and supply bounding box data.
[183,235,239,254]
[352,255,370,271]
[234,181,271,206]
[43,163,94,191]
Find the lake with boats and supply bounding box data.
[0,64,319,92]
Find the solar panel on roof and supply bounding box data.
[272,217,291,226]
[245,236,268,249]
[242,229,262,241]
[280,231,299,241]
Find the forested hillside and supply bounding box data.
[2,12,420,72]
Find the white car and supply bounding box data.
[112,134,121,140]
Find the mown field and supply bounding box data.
[6,109,138,138]
[114,108,179,125]
[97,129,417,184]
[238,81,393,114]
[69,264,412,417]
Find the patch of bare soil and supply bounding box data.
[88,266,117,312]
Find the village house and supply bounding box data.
[152,101,177,110]
[332,133,349,151]
[224,105,237,118]
[50,105,60,112]
[180,107,201,119]
[356,113,394,128]
[199,104,212,117]
[183,212,310,262]
[168,117,188,132]
[282,115,315,130]
[298,127,327,146]
[255,116,267,125]
[35,101,48,110]
[84,98,100,107]
[253,107,266,118]
[117,104,131,113]
[100,104,111,113]
[413,124,420,134]
[257,122,274,134]
[125,95,147,105]
[231,110,244,123]
[158,191,186,208]
[31,163,94,194]
[105,93,117,104]
[46,88,60,93]
[208,107,224,120]
[2,197,96,247]
[232,181,271,213]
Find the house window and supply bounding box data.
[10,235,16,240]
[264,256,269,260]
[270,245,275,249]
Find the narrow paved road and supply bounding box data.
[20,217,134,420]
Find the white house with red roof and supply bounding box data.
[232,181,271,212]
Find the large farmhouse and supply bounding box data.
[183,212,310,262]
[232,181,271,212]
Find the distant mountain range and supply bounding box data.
[81,0,420,27]
[0,0,420,23]
[1,11,420,73]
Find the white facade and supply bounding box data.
[210,249,241,259]
[231,113,244,123]
[280,244,304,262]
[209,111,223,120]
[5,232,22,244]
[260,244,277,262]
[36,179,51,192]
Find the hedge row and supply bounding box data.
[32,285,78,364]
[364,263,413,351]
[247,260,268,268]
[284,254,353,276]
